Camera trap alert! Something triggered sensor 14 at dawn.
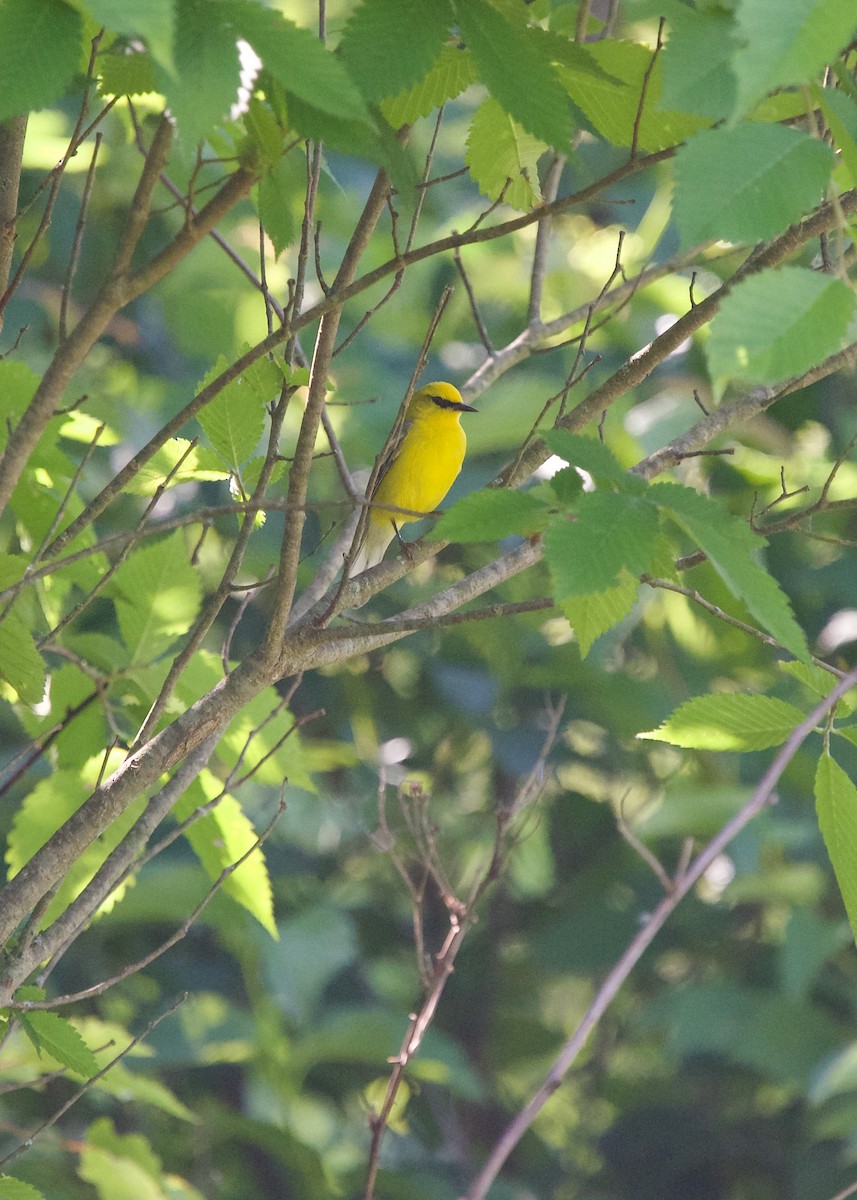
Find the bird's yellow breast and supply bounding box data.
[372,411,467,524]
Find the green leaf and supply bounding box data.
[706,267,855,391]
[645,980,842,1086]
[638,693,806,750]
[0,612,46,705]
[431,487,549,542]
[561,567,639,657]
[97,47,158,97]
[731,0,857,119]
[556,38,707,151]
[159,0,241,146]
[380,42,477,126]
[634,784,753,840]
[264,906,359,1022]
[78,1145,165,1200]
[815,754,857,945]
[0,0,83,122]
[544,491,659,598]
[174,777,277,938]
[465,97,548,211]
[230,2,371,124]
[282,93,414,188]
[86,1119,161,1181]
[780,907,851,999]
[455,0,571,150]
[815,84,857,188]
[110,531,203,664]
[540,429,631,488]
[196,352,273,468]
[21,1010,99,1078]
[0,1177,46,1200]
[83,0,173,66]
[6,770,88,879]
[123,438,229,495]
[780,660,857,714]
[0,360,40,452]
[659,7,737,121]
[338,0,453,104]
[243,96,285,168]
[651,481,809,659]
[673,125,834,250]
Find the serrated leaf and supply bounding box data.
[556,38,707,151]
[639,693,806,750]
[431,487,549,541]
[659,7,737,121]
[456,0,571,149]
[158,0,240,146]
[339,0,453,104]
[541,429,630,487]
[465,97,547,210]
[781,660,857,714]
[0,0,83,122]
[546,466,585,506]
[652,482,808,659]
[243,96,284,167]
[124,438,229,495]
[230,2,371,124]
[110,531,203,664]
[544,490,659,598]
[673,125,834,250]
[815,754,857,945]
[815,84,857,189]
[78,1145,164,1200]
[175,777,276,937]
[21,1011,99,1078]
[731,0,857,120]
[0,1176,46,1200]
[83,0,173,65]
[706,267,855,391]
[0,612,45,704]
[561,567,639,657]
[380,42,476,126]
[98,48,158,97]
[195,353,271,468]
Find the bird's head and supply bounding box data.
[407,382,478,421]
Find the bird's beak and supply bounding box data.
[458,403,478,412]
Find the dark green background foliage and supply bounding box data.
[1,1,857,1198]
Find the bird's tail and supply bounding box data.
[348,520,395,578]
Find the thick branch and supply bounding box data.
[0,115,27,321]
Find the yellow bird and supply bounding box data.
[350,382,477,575]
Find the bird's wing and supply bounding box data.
[368,417,412,500]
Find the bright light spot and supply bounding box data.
[379,737,412,766]
[654,313,692,357]
[534,454,568,480]
[630,314,691,364]
[33,675,51,717]
[818,609,857,653]
[698,853,736,903]
[625,389,688,437]
[231,40,262,120]
[440,341,485,371]
[532,455,594,491]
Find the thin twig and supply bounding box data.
[0,993,188,1170]
[59,132,102,342]
[463,665,857,1200]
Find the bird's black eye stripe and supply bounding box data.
[430,394,464,409]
